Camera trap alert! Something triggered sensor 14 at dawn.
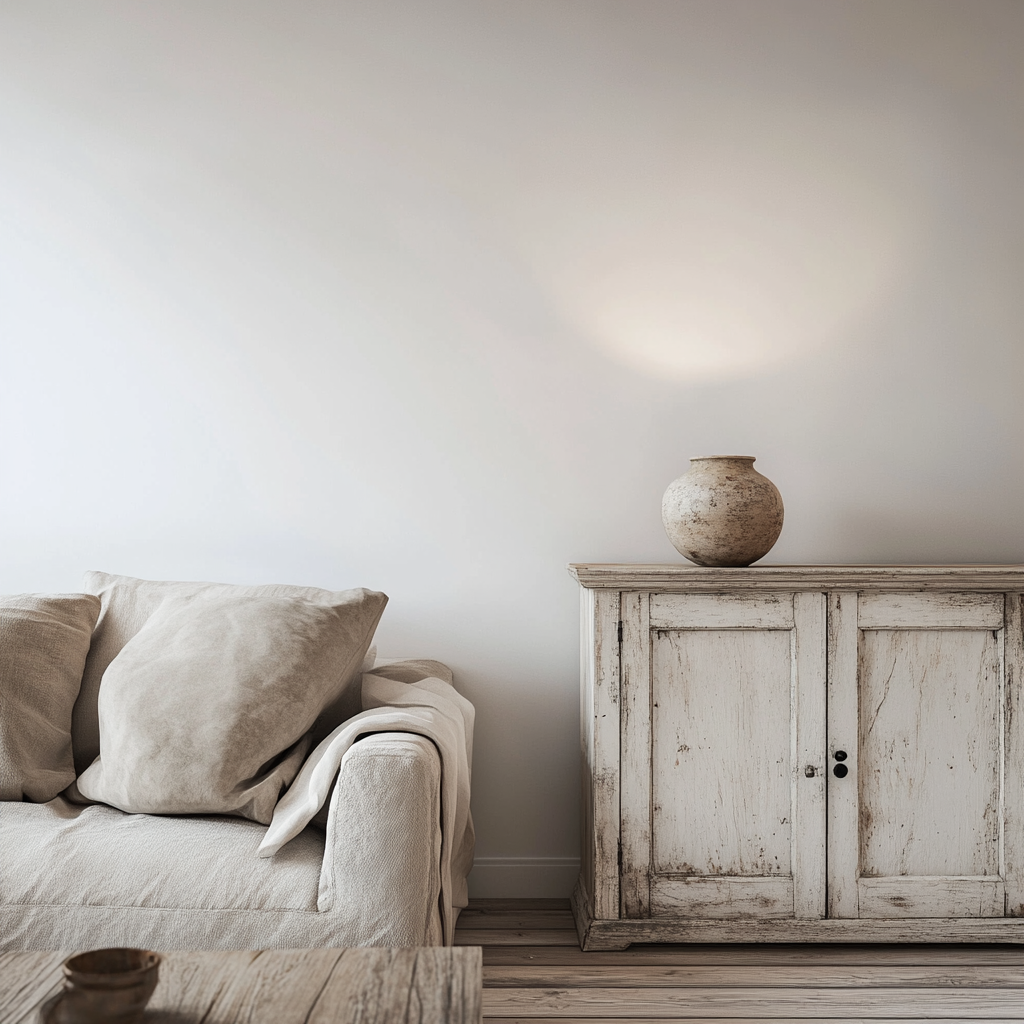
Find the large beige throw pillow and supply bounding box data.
[74,586,387,823]
[0,594,101,801]
[72,571,383,772]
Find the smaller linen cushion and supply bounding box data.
[74,587,386,823]
[0,594,101,801]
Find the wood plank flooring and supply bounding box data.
[455,899,1024,1022]
[0,947,480,1024]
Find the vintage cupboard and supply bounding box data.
[570,565,1024,948]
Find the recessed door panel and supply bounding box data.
[652,628,793,877]
[621,591,826,921]
[828,592,1008,919]
[859,627,1001,879]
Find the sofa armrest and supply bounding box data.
[317,732,444,946]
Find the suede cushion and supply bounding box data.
[0,594,101,801]
[73,586,387,823]
[72,572,383,773]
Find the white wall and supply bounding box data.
[1,1,1021,896]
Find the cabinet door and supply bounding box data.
[828,591,1024,919]
[620,591,826,920]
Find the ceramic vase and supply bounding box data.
[661,455,784,567]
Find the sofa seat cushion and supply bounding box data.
[0,797,322,913]
[0,733,445,951]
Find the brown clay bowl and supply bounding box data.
[47,948,161,1023]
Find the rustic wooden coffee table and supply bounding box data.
[0,947,482,1023]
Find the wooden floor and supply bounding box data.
[454,899,1024,1023]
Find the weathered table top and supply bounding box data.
[0,947,482,1024]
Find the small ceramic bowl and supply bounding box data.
[49,948,161,1023]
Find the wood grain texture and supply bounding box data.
[827,591,860,919]
[477,937,1024,967]
[483,1020,1021,1024]
[468,902,1024,1024]
[457,910,577,930]
[570,877,625,951]
[650,876,794,918]
[3,948,482,1024]
[857,592,1006,629]
[579,587,621,922]
[151,949,337,1023]
[307,948,480,1024]
[858,626,1001,881]
[571,912,1024,947]
[858,877,1005,919]
[482,964,1024,987]
[569,564,1024,592]
[792,591,827,919]
[481,985,1023,1017]
[458,928,581,947]
[1005,593,1024,917]
[0,950,64,1024]
[413,948,483,1024]
[651,625,793,879]
[464,900,569,911]
[578,586,596,918]
[618,591,651,919]
[649,592,794,629]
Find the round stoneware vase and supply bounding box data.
[662,456,784,567]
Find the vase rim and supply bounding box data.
[689,454,756,462]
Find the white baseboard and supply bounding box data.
[468,857,580,898]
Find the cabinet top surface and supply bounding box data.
[568,563,1024,591]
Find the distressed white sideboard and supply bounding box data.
[568,564,1024,949]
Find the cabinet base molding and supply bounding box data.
[572,879,1024,950]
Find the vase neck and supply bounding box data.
[690,455,756,465]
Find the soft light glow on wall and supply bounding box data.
[515,104,920,382]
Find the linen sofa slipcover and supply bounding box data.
[1,573,473,951]
[1,732,446,950]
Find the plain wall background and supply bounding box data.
[2,0,1021,895]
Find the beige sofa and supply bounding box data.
[1,733,448,946]
[1,732,447,949]
[0,574,471,951]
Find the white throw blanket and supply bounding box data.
[259,660,474,945]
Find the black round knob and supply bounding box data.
[833,763,849,778]
[834,750,847,761]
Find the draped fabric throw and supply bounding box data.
[259,660,474,946]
